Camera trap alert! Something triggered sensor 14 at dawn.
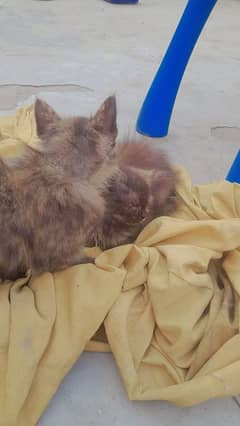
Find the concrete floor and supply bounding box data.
[0,0,240,424]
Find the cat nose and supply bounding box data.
[145,206,150,215]
[108,148,117,160]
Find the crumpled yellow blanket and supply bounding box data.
[0,105,240,426]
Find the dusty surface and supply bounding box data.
[0,0,240,424]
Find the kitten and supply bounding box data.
[0,96,176,281]
[0,96,118,281]
[93,140,177,250]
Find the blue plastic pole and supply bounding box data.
[136,0,218,137]
[226,150,240,184]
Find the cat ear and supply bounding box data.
[35,99,60,136]
[92,96,118,140]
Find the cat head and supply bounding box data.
[116,140,178,218]
[99,142,177,246]
[34,96,118,178]
[104,141,178,247]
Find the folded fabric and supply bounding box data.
[0,105,240,426]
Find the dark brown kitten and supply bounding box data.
[0,96,117,281]
[94,140,177,250]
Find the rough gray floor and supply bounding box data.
[0,0,240,424]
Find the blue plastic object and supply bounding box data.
[104,0,138,4]
[226,150,240,184]
[136,0,218,137]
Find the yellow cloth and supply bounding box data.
[0,105,240,426]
